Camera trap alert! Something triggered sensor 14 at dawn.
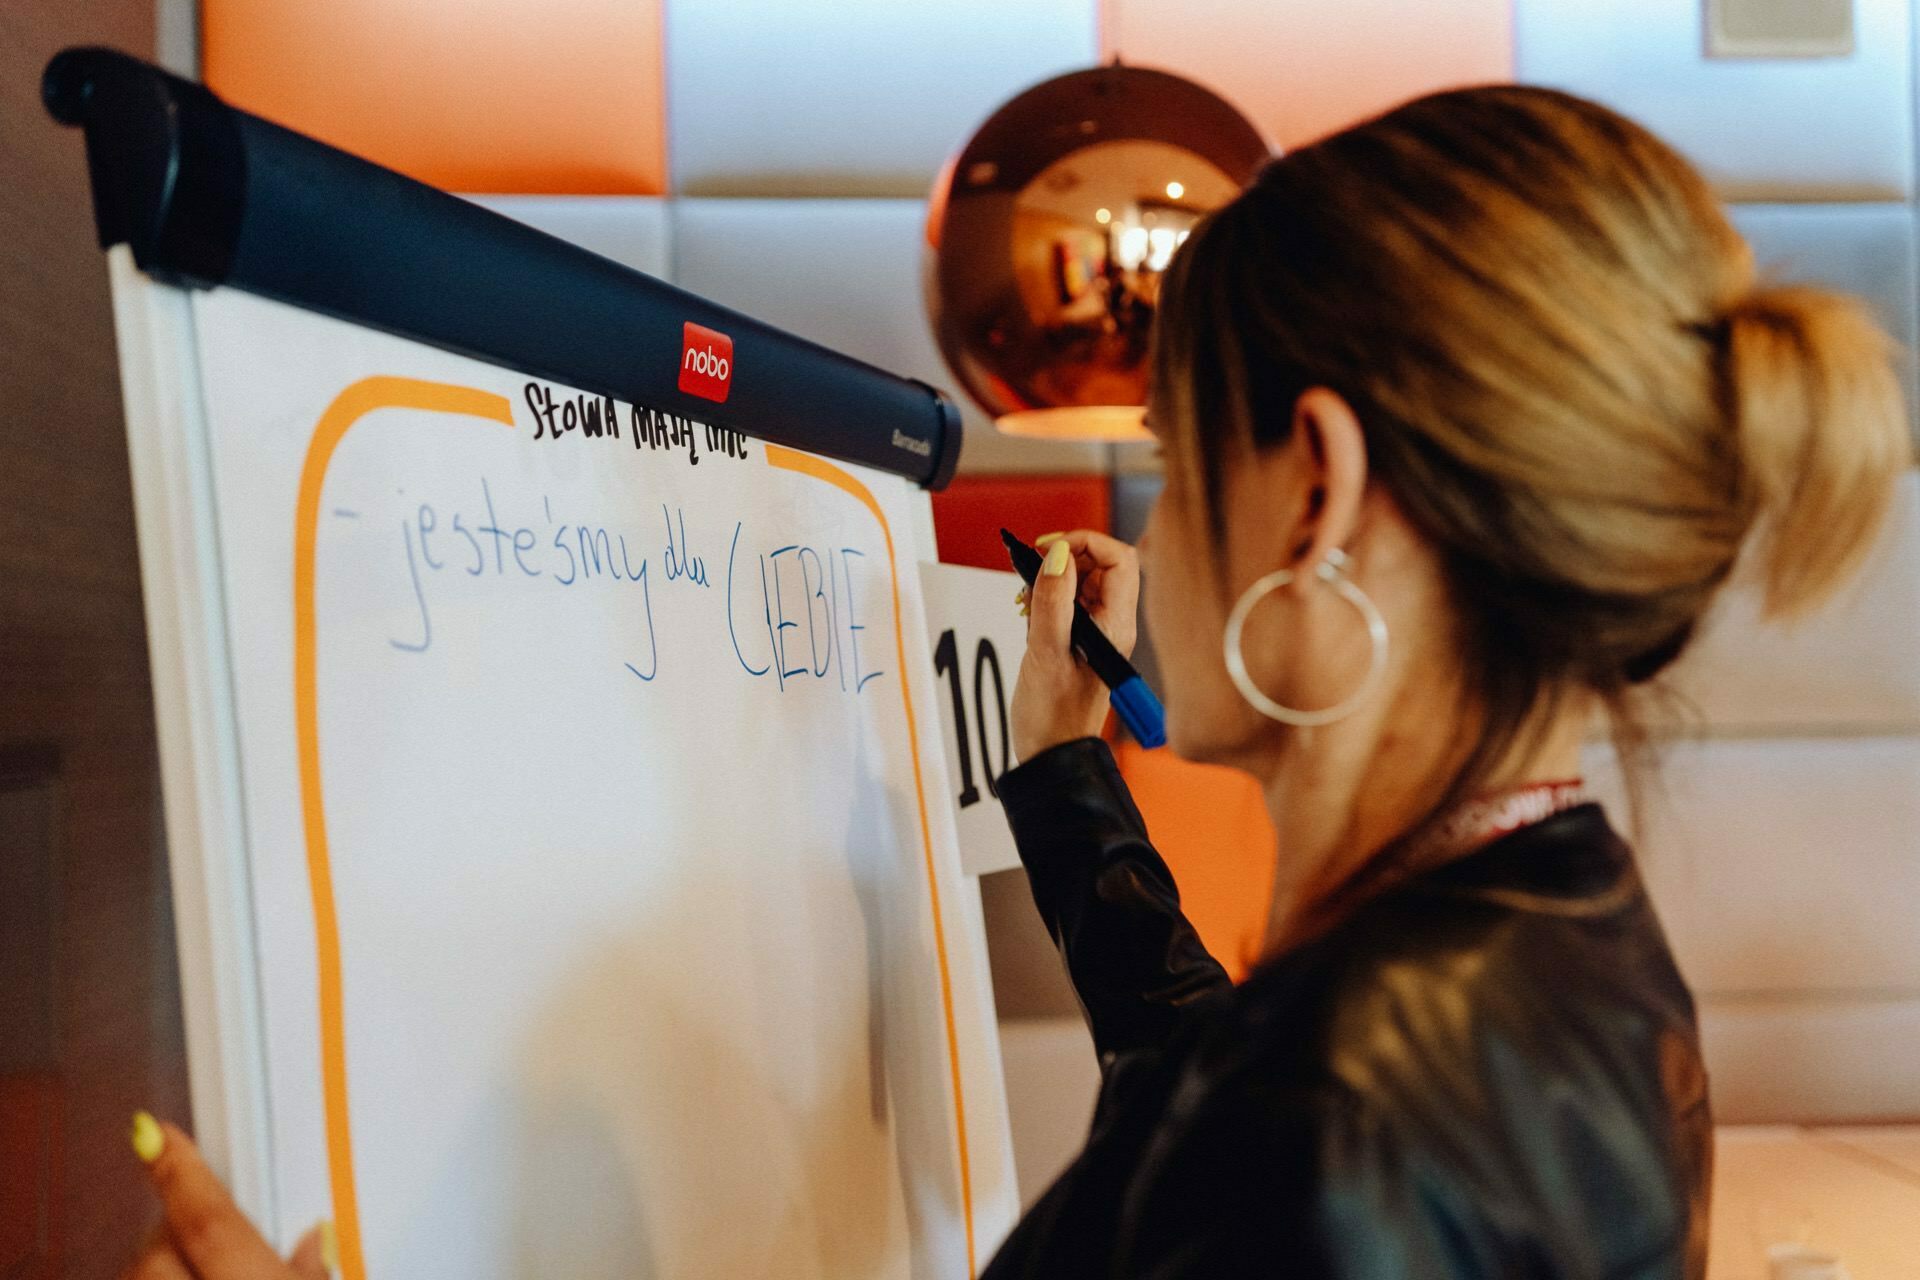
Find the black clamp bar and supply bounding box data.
[44,48,963,490]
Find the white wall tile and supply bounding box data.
[1589,732,1920,1122]
[666,0,1097,198]
[461,196,672,280]
[1587,736,1920,996]
[1515,0,1914,199]
[1658,473,1920,734]
[669,199,1113,474]
[1700,996,1920,1122]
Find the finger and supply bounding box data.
[287,1223,331,1280]
[1086,572,1137,656]
[143,1121,290,1279]
[1052,531,1140,653]
[122,1238,196,1280]
[1027,538,1079,663]
[1042,529,1137,575]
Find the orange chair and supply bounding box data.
[1111,738,1276,982]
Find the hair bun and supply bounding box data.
[1718,283,1907,618]
[1716,285,1849,346]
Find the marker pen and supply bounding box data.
[1001,528,1167,749]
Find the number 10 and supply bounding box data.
[933,628,1010,809]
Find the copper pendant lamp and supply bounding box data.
[924,63,1270,441]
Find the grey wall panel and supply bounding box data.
[666,0,1097,197]
[1516,0,1914,199]
[1109,472,1163,542]
[1730,202,1919,437]
[1110,472,1166,686]
[156,0,199,77]
[670,198,1111,474]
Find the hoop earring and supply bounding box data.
[1222,548,1389,727]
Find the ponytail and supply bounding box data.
[1721,285,1908,619]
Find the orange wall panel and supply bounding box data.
[203,0,667,195]
[1102,0,1513,153]
[1112,738,1277,982]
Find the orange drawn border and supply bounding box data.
[292,387,975,1279]
[295,377,516,1280]
[762,443,976,1278]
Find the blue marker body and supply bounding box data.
[1108,675,1167,750]
[1001,529,1168,750]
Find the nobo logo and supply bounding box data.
[678,322,733,403]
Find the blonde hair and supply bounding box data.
[1150,84,1908,852]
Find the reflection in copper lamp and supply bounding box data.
[924,64,1269,442]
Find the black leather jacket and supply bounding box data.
[983,738,1710,1280]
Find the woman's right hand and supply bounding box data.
[1012,530,1141,762]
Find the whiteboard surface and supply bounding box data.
[151,281,1012,1278]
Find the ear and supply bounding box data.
[1281,387,1367,595]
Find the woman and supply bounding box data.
[983,84,1904,1277]
[125,85,1904,1278]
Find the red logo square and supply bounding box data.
[678,322,733,403]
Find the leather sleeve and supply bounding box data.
[996,737,1233,1062]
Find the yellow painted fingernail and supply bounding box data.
[320,1220,340,1274]
[1034,531,1066,546]
[131,1111,164,1164]
[1042,540,1071,577]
